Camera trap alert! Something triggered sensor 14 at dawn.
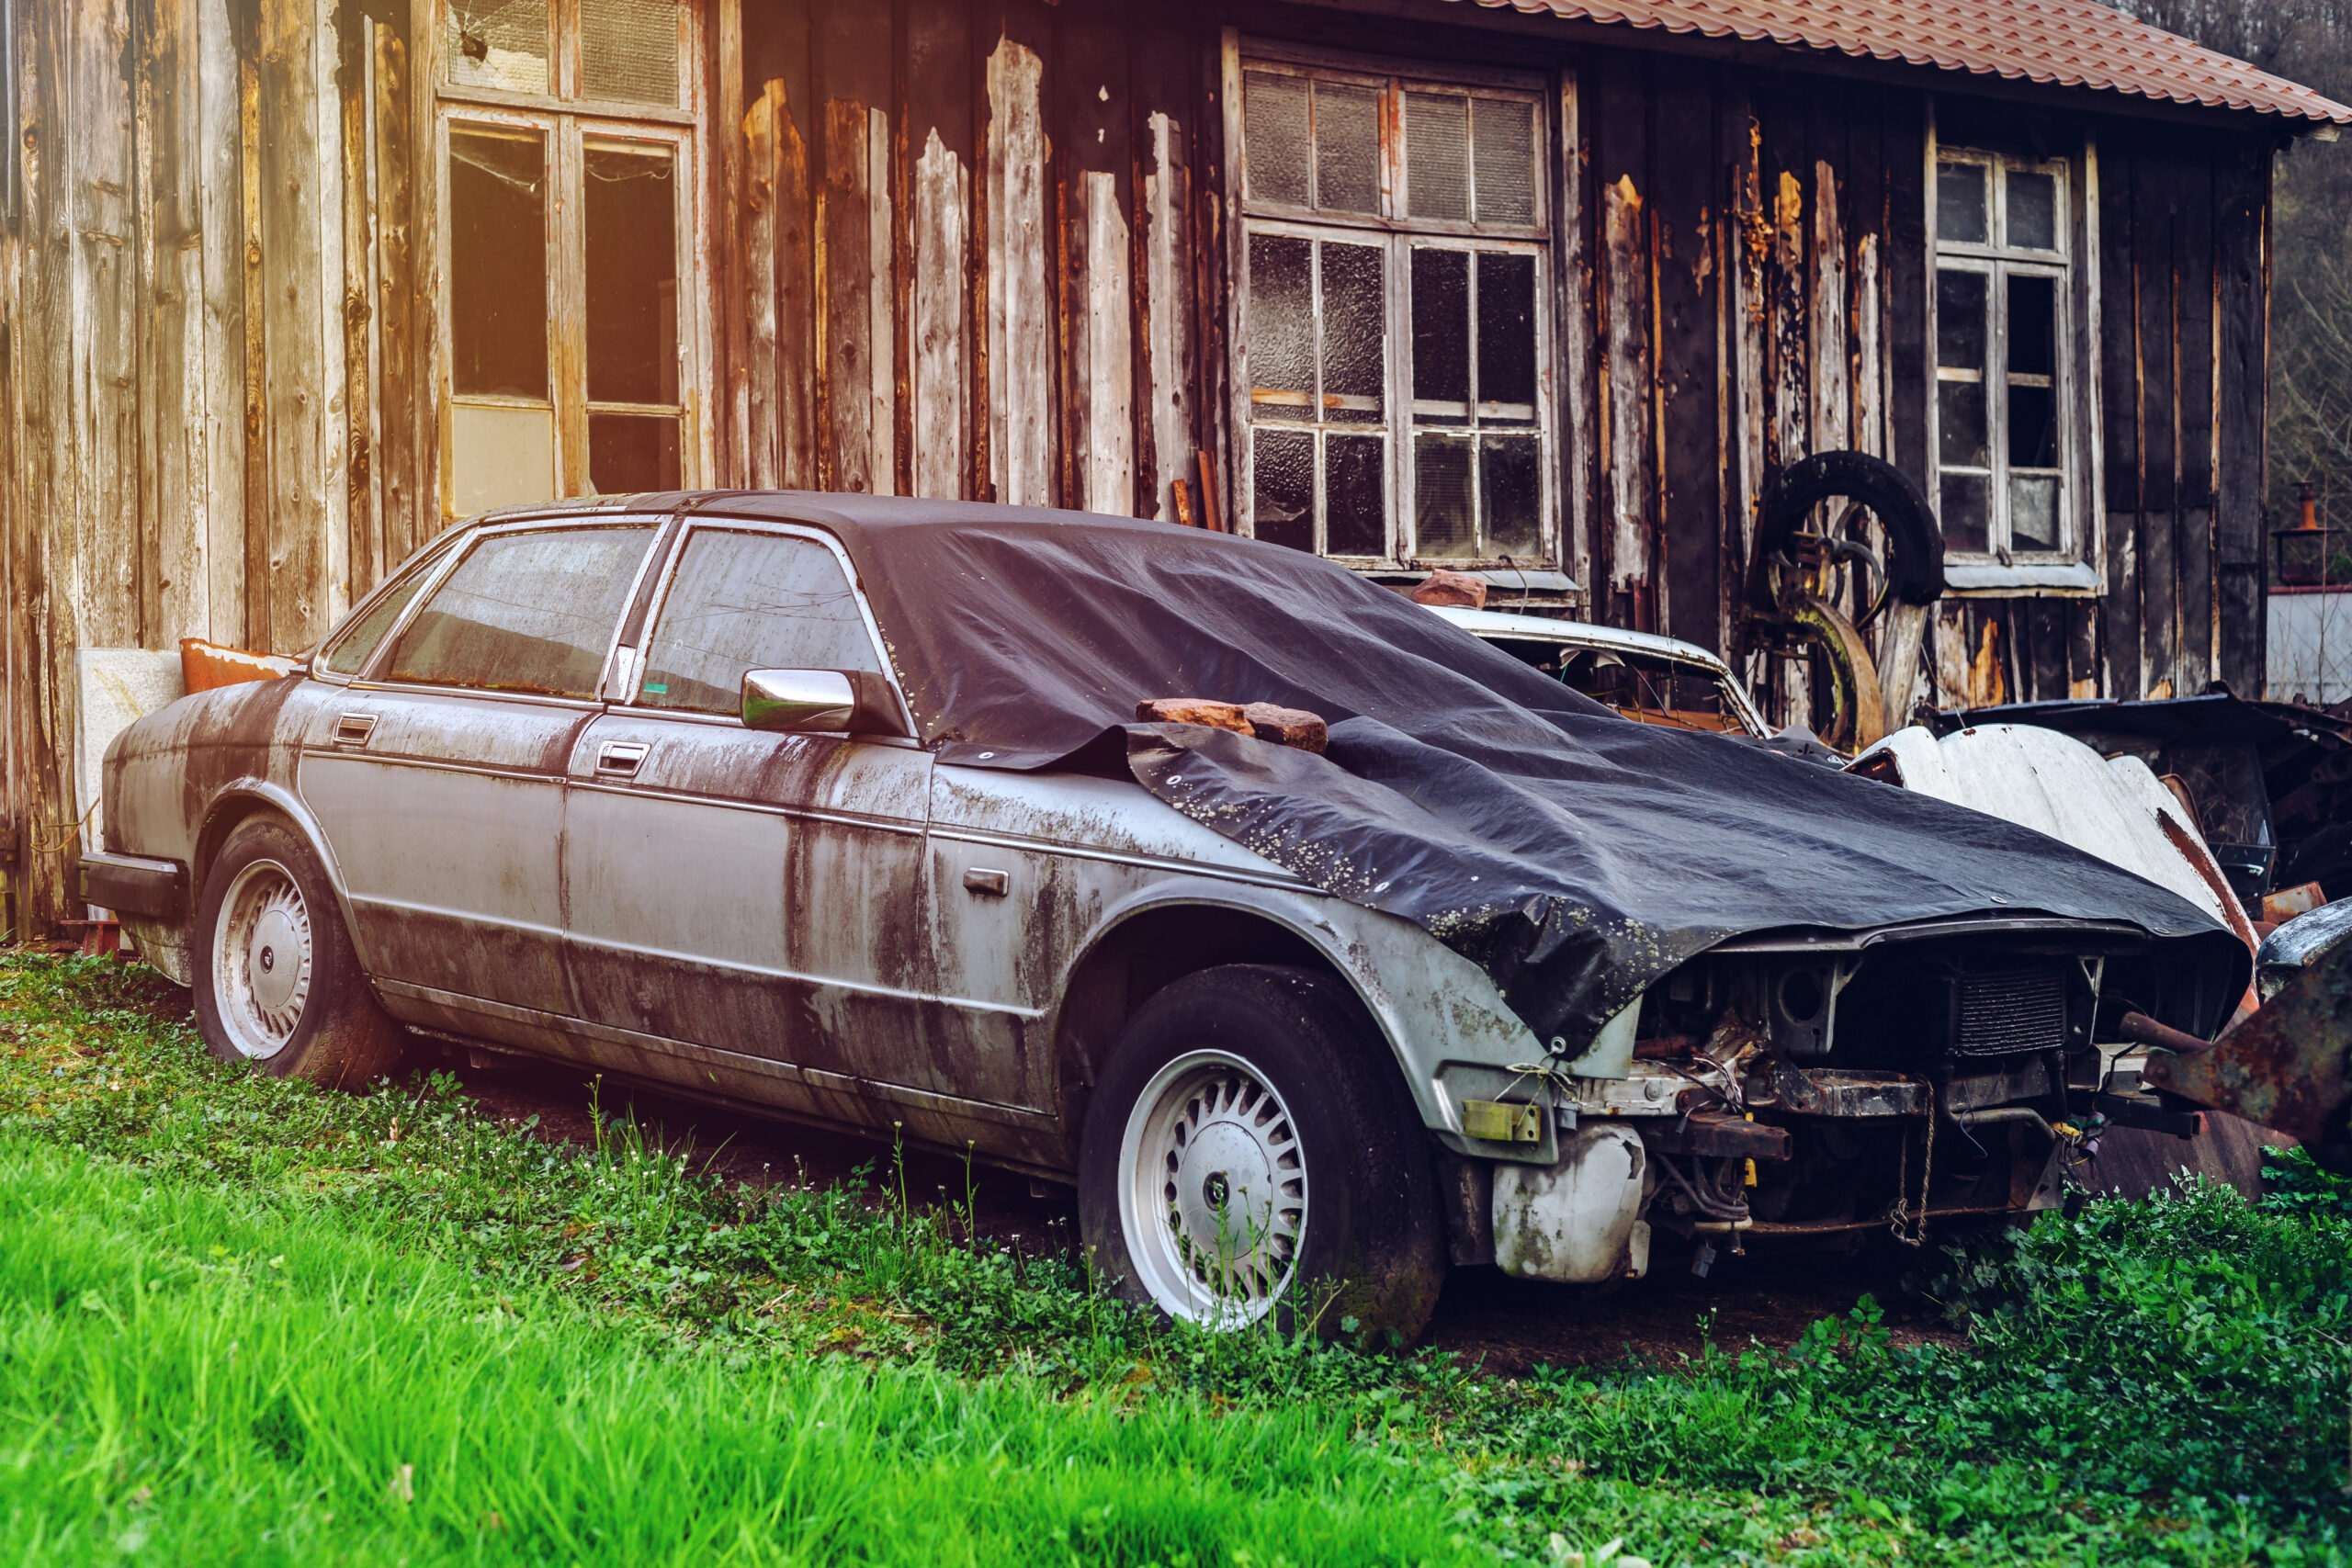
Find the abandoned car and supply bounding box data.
[79,496,2247,1338]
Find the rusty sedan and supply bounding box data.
[81,494,2245,1341]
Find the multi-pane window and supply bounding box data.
[439,0,700,518]
[1933,150,2071,557]
[1239,62,1551,565]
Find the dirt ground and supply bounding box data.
[447,1049,1964,1371]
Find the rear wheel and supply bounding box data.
[193,816,405,1087]
[1077,964,1446,1342]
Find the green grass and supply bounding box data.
[2,951,2348,1565]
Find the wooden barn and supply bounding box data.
[2,0,2346,932]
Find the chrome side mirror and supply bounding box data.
[741,669,910,737]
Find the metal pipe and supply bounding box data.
[2118,1010,2217,1057]
[1951,1105,2058,1145]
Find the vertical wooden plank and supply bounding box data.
[198,0,245,627]
[369,20,415,567]
[1138,109,1189,522]
[817,97,874,493]
[1883,92,1928,494]
[712,0,748,486]
[1654,66,1719,651]
[2213,136,2267,695]
[2135,143,2179,698]
[142,0,211,644]
[1557,66,1592,602]
[1725,92,1768,656]
[908,0,971,500]
[338,11,379,595]
[1060,6,1131,515]
[1808,160,1847,457]
[868,103,896,493]
[1078,170,1134,514]
[986,32,1049,507]
[406,0,443,528]
[1600,175,1650,608]
[2098,140,2141,700]
[745,0,816,489]
[2175,146,2215,695]
[78,0,141,649]
[744,85,783,487]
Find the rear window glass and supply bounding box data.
[383,525,655,696]
[637,530,882,715]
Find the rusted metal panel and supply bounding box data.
[2143,933,2352,1149]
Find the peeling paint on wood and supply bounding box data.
[1601,174,1646,595]
[987,35,1048,507]
[1078,168,1132,514]
[913,128,969,499]
[1142,111,1189,524]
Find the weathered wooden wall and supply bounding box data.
[0,0,2287,936]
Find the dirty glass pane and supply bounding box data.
[1939,381,1987,468]
[387,525,654,696]
[1481,436,1540,558]
[450,130,548,398]
[1940,472,1989,552]
[1327,435,1386,556]
[580,0,678,106]
[1315,83,1380,214]
[1406,92,1470,221]
[2007,273,2055,377]
[1936,268,1985,369]
[321,572,433,676]
[452,404,555,513]
[2008,382,2058,469]
[1472,97,1535,225]
[2007,169,2058,250]
[586,145,677,405]
[1253,428,1315,550]
[2010,475,2060,550]
[639,531,880,715]
[1411,248,1470,412]
[589,413,681,494]
[1415,434,1475,558]
[1246,73,1310,208]
[1320,241,1385,421]
[447,0,548,95]
[1249,233,1315,407]
[1937,159,1986,244]
[1476,252,1537,417]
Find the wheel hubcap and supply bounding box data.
[212,860,313,1059]
[1118,1050,1308,1326]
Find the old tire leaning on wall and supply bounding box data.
[1077,964,1447,1344]
[1755,449,1945,621]
[192,816,406,1088]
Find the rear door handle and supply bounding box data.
[334,713,377,747]
[595,740,650,778]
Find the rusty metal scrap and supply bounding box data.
[2142,937,2352,1148]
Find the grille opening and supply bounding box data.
[1952,967,2068,1057]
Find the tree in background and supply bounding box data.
[2107,2,2352,530]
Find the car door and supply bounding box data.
[559,523,951,1130]
[300,519,662,1037]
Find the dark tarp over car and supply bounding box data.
[657,493,2247,1050]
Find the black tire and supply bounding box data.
[1756,449,1945,613]
[1077,964,1447,1344]
[191,816,406,1087]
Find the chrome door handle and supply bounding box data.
[595,741,650,778]
[963,867,1010,897]
[334,713,377,747]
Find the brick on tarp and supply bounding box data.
[1242,703,1328,754]
[1408,569,1487,609]
[1136,698,1252,732]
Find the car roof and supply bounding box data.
[1426,604,1737,680]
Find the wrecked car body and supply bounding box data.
[81,496,2245,1338]
[1424,605,1773,740]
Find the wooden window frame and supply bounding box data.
[432,0,711,520]
[1927,136,2102,592]
[1226,43,1558,570]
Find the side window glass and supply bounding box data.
[637,530,882,716]
[320,568,434,676]
[383,525,655,696]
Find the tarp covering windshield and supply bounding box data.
[697,494,2246,1049]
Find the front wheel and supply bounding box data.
[1077,964,1446,1343]
[192,816,405,1087]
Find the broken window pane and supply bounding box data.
[1476,252,1537,416]
[1415,435,1475,558]
[2008,274,2055,377]
[2008,382,2057,470]
[2007,169,2058,250]
[1249,233,1314,404]
[450,129,548,399]
[1937,160,1986,244]
[589,413,680,495]
[387,525,654,696]
[1411,247,1470,412]
[639,531,879,714]
[1472,97,1535,225]
[2010,475,2060,550]
[1406,92,1469,221]
[1481,436,1540,558]
[1320,241,1385,421]
[1936,268,1985,369]
[586,145,677,405]
[1315,83,1380,214]
[1939,381,1987,469]
[1326,435,1386,556]
[1246,73,1310,208]
[1253,428,1315,550]
[581,0,678,106]
[1940,472,1989,552]
[447,0,548,96]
